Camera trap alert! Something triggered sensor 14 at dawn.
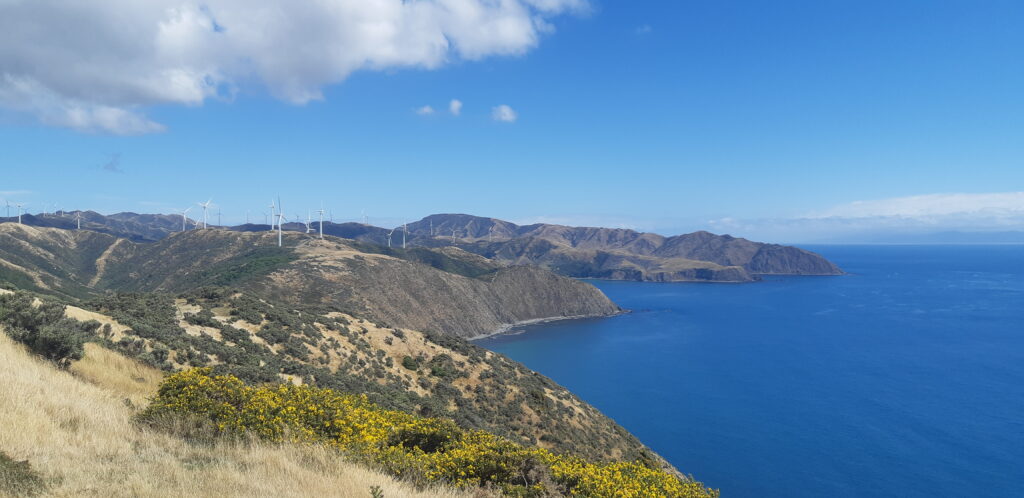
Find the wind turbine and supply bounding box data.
[305,211,313,234]
[362,209,367,225]
[452,227,457,242]
[217,208,222,227]
[198,199,212,229]
[316,203,325,239]
[178,207,192,231]
[263,212,269,225]
[268,199,277,231]
[387,228,394,248]
[75,211,82,230]
[4,200,9,219]
[16,203,25,224]
[276,197,285,247]
[403,222,408,249]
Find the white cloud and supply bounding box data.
[635,25,652,35]
[491,104,518,122]
[0,0,584,134]
[811,192,1024,219]
[449,99,463,116]
[415,105,435,115]
[705,192,1024,243]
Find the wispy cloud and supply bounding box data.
[810,192,1024,219]
[0,190,33,197]
[491,104,517,123]
[449,99,463,116]
[414,105,435,116]
[100,153,124,173]
[635,24,652,35]
[706,192,1024,243]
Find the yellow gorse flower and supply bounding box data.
[140,369,718,498]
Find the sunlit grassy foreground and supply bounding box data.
[141,368,719,498]
[0,333,471,497]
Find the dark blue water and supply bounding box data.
[478,246,1024,497]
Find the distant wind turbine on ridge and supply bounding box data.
[317,203,325,239]
[198,199,212,229]
[269,199,277,231]
[276,197,285,247]
[178,207,192,231]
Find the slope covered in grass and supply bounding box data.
[0,333,473,497]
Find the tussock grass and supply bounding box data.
[69,343,165,408]
[0,333,476,497]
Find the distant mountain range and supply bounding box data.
[2,211,842,282]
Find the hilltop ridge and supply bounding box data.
[0,223,619,338]
[2,211,842,282]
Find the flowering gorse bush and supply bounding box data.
[140,369,718,497]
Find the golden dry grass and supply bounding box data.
[0,334,476,498]
[69,343,165,408]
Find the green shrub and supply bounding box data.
[0,451,46,496]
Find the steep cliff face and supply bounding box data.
[0,225,619,337]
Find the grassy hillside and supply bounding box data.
[0,332,472,497]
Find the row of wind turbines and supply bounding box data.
[177,198,382,248]
[4,197,481,250]
[3,199,86,228]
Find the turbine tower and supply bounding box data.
[276,197,285,247]
[16,203,25,224]
[305,211,313,234]
[178,207,192,231]
[198,199,212,229]
[316,203,325,239]
[403,222,408,249]
[387,229,394,248]
[268,199,277,231]
[75,211,82,230]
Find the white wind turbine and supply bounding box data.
[403,222,408,249]
[268,199,277,230]
[305,211,313,234]
[198,199,212,229]
[276,197,286,247]
[362,209,367,225]
[387,228,395,248]
[75,211,82,230]
[178,207,192,231]
[3,199,9,219]
[16,203,25,224]
[316,203,326,239]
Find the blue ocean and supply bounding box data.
[477,245,1024,497]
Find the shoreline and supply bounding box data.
[469,309,629,341]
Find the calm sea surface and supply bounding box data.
[477,245,1024,497]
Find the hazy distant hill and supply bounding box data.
[405,214,843,281]
[0,224,617,337]
[3,211,842,282]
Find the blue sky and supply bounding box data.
[1,0,1022,242]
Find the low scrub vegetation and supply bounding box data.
[140,369,719,498]
[0,292,98,367]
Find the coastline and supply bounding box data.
[469,309,629,341]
